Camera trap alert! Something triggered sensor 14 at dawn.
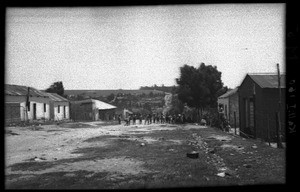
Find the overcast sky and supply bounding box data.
[6,4,285,90]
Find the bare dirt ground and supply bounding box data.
[5,121,285,189]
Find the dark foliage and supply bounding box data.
[45,81,64,96]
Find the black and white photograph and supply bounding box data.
[5,3,286,189]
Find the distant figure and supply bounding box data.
[124,116,129,126]
[182,114,186,124]
[200,118,207,126]
[118,115,121,124]
[133,114,136,125]
[165,115,169,124]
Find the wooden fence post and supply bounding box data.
[275,112,283,148]
[234,111,237,135]
[267,114,271,146]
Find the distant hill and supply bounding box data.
[140,85,176,93]
[64,89,165,97]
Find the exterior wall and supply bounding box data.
[228,93,239,127]
[239,75,285,141]
[98,109,116,121]
[5,95,50,121]
[92,102,99,121]
[238,75,258,138]
[5,102,21,123]
[53,102,70,121]
[255,88,286,141]
[70,102,93,121]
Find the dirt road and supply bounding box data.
[5,122,285,189]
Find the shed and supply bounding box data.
[218,87,239,127]
[238,73,286,141]
[5,84,51,122]
[70,99,117,121]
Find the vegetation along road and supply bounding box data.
[5,121,285,189]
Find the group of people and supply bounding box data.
[118,113,192,126]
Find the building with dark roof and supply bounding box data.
[238,73,285,141]
[5,84,51,122]
[218,87,239,127]
[42,92,70,121]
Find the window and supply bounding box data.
[44,103,46,112]
[58,105,60,113]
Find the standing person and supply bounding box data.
[118,115,122,124]
[166,114,169,124]
[144,114,147,125]
[138,113,142,125]
[161,114,164,124]
[133,114,136,125]
[124,116,129,126]
[128,114,132,126]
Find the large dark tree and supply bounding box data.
[45,81,64,96]
[176,63,225,120]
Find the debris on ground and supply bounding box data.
[140,143,145,147]
[243,164,252,168]
[217,172,225,177]
[204,176,210,181]
[186,151,199,159]
[208,148,216,154]
[252,145,258,149]
[33,157,46,161]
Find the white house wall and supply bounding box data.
[53,103,70,121]
[6,95,50,121]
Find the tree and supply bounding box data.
[45,81,64,96]
[176,63,225,121]
[106,93,115,102]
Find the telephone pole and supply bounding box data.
[276,64,283,148]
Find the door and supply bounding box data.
[33,103,37,120]
[63,106,66,119]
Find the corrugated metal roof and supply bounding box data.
[218,87,238,99]
[72,99,117,110]
[248,74,286,88]
[42,92,69,102]
[5,84,49,97]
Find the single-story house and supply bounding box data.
[5,84,51,123]
[70,99,117,121]
[42,92,70,121]
[238,73,286,141]
[218,87,239,127]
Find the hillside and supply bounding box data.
[64,89,165,98]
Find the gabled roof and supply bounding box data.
[72,99,117,110]
[42,92,69,102]
[5,84,49,98]
[248,73,286,88]
[218,87,238,99]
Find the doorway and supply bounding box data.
[33,103,37,120]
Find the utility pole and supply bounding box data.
[26,87,30,123]
[276,64,283,148]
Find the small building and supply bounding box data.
[217,87,239,127]
[70,99,117,121]
[5,84,51,123]
[42,92,70,121]
[238,73,285,141]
